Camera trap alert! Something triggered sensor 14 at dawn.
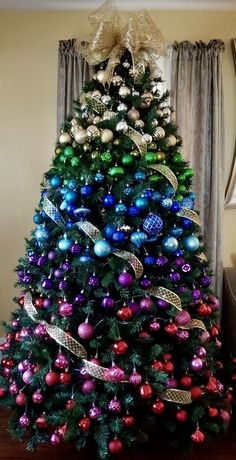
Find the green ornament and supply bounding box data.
[172,153,183,163]
[108,166,124,177]
[145,152,157,163]
[59,154,66,163]
[184,168,195,179]
[63,179,69,185]
[178,184,187,194]
[64,146,74,158]
[156,151,165,162]
[178,173,186,182]
[101,151,112,163]
[71,156,80,167]
[175,194,183,202]
[121,154,134,166]
[149,174,159,183]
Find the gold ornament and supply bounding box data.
[112,74,123,86]
[156,109,164,117]
[101,129,114,143]
[59,132,72,145]
[132,149,140,157]
[113,138,120,146]
[83,143,92,152]
[73,128,87,144]
[93,115,101,124]
[102,110,116,120]
[127,107,140,121]
[151,119,159,127]
[142,133,153,144]
[153,126,165,140]
[55,146,62,155]
[135,119,145,129]
[156,151,165,161]
[129,67,141,78]
[86,125,100,139]
[119,85,131,98]
[165,135,177,147]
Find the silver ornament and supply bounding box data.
[159,102,168,109]
[120,224,132,233]
[102,110,116,121]
[86,125,100,139]
[101,94,111,105]
[92,90,102,99]
[73,128,87,144]
[101,129,114,143]
[112,74,123,86]
[150,81,160,94]
[153,126,165,140]
[117,102,128,112]
[122,60,131,68]
[118,85,131,98]
[59,132,72,145]
[165,135,177,147]
[142,133,153,144]
[132,89,140,96]
[162,107,171,117]
[116,120,128,133]
[134,119,145,129]
[96,70,106,84]
[127,107,140,121]
[151,119,159,127]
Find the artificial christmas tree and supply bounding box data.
[0,2,232,458]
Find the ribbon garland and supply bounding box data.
[161,389,191,405]
[148,286,182,311]
[177,207,201,226]
[148,164,178,192]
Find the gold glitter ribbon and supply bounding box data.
[124,126,147,156]
[148,164,178,192]
[177,207,201,226]
[148,286,182,311]
[75,220,144,279]
[196,252,208,262]
[161,389,191,405]
[86,95,107,115]
[180,319,206,332]
[76,0,165,83]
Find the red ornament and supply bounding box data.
[108,438,124,454]
[121,415,135,427]
[163,361,174,373]
[164,323,178,336]
[197,304,210,316]
[208,407,218,418]
[210,326,219,337]
[35,297,44,309]
[180,375,192,388]
[151,360,163,371]
[0,387,6,398]
[117,307,132,321]
[15,392,27,406]
[66,399,75,410]
[78,416,91,432]
[139,383,153,399]
[152,399,165,414]
[112,340,128,355]
[163,352,172,361]
[58,423,68,438]
[59,372,72,385]
[36,415,48,429]
[190,386,202,400]
[191,428,205,443]
[205,380,217,393]
[18,295,25,306]
[1,358,14,368]
[176,409,188,423]
[45,371,59,386]
[138,330,151,339]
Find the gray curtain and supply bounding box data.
[171,40,225,299]
[57,38,92,130]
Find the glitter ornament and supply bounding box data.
[122,415,135,427]
[89,405,102,419]
[78,321,94,339]
[118,272,133,287]
[108,398,121,412]
[32,390,44,404]
[81,379,96,394]
[19,414,30,428]
[117,306,133,321]
[143,213,163,235]
[191,428,205,443]
[129,370,142,385]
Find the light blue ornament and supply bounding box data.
[161,198,173,209]
[33,213,43,225]
[95,172,104,183]
[170,226,183,237]
[59,187,68,197]
[94,240,112,257]
[50,175,62,187]
[143,213,163,235]
[183,235,200,252]
[68,178,78,190]
[181,197,194,209]
[124,186,132,196]
[188,192,196,201]
[58,236,73,251]
[164,186,175,197]
[135,197,149,209]
[60,200,67,211]
[162,236,178,252]
[35,225,49,242]
[130,231,147,248]
[134,171,146,181]
[65,190,77,203]
[115,203,127,215]
[152,191,162,202]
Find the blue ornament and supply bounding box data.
[94,240,112,257]
[65,190,77,203]
[124,186,132,196]
[60,200,67,211]
[170,226,183,237]
[171,201,181,213]
[80,184,93,197]
[146,235,158,243]
[175,249,184,256]
[135,197,149,209]
[183,235,200,252]
[50,175,62,187]
[115,203,127,215]
[102,193,116,208]
[130,231,147,248]
[112,230,125,243]
[144,255,156,265]
[41,189,48,199]
[66,220,73,229]
[66,203,77,216]
[33,213,44,225]
[143,213,163,235]
[162,236,178,252]
[58,236,73,251]
[128,205,140,217]
[152,191,162,202]
[74,207,91,220]
[35,225,49,242]
[68,179,78,190]
[143,189,153,199]
[161,198,173,209]
[79,254,92,263]
[104,224,116,240]
[59,187,68,197]
[181,218,193,228]
[181,197,194,209]
[188,192,196,201]
[95,172,104,183]
[164,186,175,197]
[134,171,146,181]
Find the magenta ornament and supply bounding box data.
[149,320,161,332]
[176,330,189,342]
[32,390,44,404]
[59,301,73,317]
[34,323,47,337]
[175,256,185,267]
[81,379,96,394]
[208,295,220,311]
[108,398,121,412]
[78,321,94,339]
[89,405,102,419]
[157,299,169,309]
[22,369,33,384]
[140,297,153,311]
[50,432,61,446]
[129,369,142,385]
[200,331,210,342]
[9,382,19,395]
[220,410,231,424]
[118,271,133,287]
[19,414,30,428]
[165,377,178,388]
[196,346,207,358]
[191,357,203,372]
[101,295,115,309]
[107,365,125,382]
[175,310,191,326]
[54,353,69,369]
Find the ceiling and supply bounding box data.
[0,0,236,10]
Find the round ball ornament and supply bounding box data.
[35,225,49,242]
[127,107,140,121]
[152,399,165,414]
[117,102,128,112]
[16,392,27,406]
[129,369,142,385]
[59,371,71,384]
[122,415,135,427]
[183,235,200,252]
[78,417,91,432]
[112,340,128,355]
[45,371,59,386]
[139,383,153,399]
[121,153,134,166]
[86,125,100,139]
[78,321,94,339]
[50,433,61,446]
[102,193,116,208]
[116,120,128,133]
[176,409,188,423]
[118,272,133,287]
[19,414,30,428]
[153,126,165,140]
[117,306,132,321]
[108,439,124,455]
[58,237,73,251]
[135,196,148,209]
[89,405,102,419]
[94,239,111,257]
[59,132,72,144]
[191,357,203,372]
[165,135,177,147]
[191,428,205,444]
[143,213,163,235]
[162,236,178,252]
[119,84,131,98]
[101,129,113,143]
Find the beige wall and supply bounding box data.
[0,10,236,329]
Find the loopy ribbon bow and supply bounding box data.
[77,0,166,83]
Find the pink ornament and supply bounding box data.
[191,357,203,372]
[50,433,61,446]
[129,369,142,385]
[32,390,44,404]
[200,331,210,342]
[59,301,73,317]
[9,382,19,395]
[215,339,222,349]
[149,320,161,332]
[139,297,154,311]
[118,271,133,287]
[208,295,220,311]
[90,357,101,366]
[107,365,125,382]
[54,353,69,369]
[78,321,94,339]
[34,323,47,337]
[175,310,191,326]
[108,398,121,412]
[22,369,33,384]
[19,414,30,427]
[16,393,27,406]
[81,379,96,394]
[220,409,231,424]
[165,377,178,389]
[89,405,102,419]
[196,346,207,358]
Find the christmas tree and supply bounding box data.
[0,3,232,458]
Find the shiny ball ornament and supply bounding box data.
[108,398,121,412]
[59,132,72,144]
[78,416,91,432]
[81,379,96,394]
[165,135,177,147]
[180,375,192,388]
[65,190,77,202]
[142,133,153,144]
[121,153,134,166]
[50,433,61,446]
[135,170,146,181]
[86,125,100,139]
[101,94,111,104]
[78,321,94,339]
[145,151,157,163]
[50,175,62,187]
[130,230,147,248]
[112,74,123,86]
[80,184,93,196]
[95,69,106,83]
[183,235,200,252]
[117,306,132,321]
[191,428,205,444]
[122,415,135,427]
[135,119,145,129]
[102,110,116,121]
[89,405,102,419]
[104,223,116,239]
[71,156,80,167]
[161,197,173,208]
[107,365,125,382]
[101,129,113,143]
[135,196,149,209]
[162,236,178,252]
[91,89,102,99]
[54,352,69,369]
[191,357,203,372]
[58,237,73,251]
[143,213,163,235]
[16,392,27,406]
[140,297,154,311]
[73,128,87,144]
[117,102,128,112]
[35,226,49,242]
[32,390,44,404]
[102,193,116,207]
[127,107,140,121]
[149,320,160,331]
[22,369,33,384]
[19,414,30,428]
[94,239,111,257]
[139,383,153,399]
[152,399,165,414]
[45,371,59,386]
[119,84,131,98]
[64,146,74,158]
[153,126,165,140]
[59,371,71,384]
[116,120,128,133]
[128,205,139,216]
[176,409,188,423]
[109,166,125,178]
[175,310,191,326]
[112,340,128,355]
[118,271,133,287]
[108,439,124,454]
[112,230,125,243]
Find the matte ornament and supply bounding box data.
[139,383,153,398]
[36,415,48,429]
[45,371,59,386]
[16,393,27,406]
[130,230,147,248]
[143,213,163,235]
[78,322,94,339]
[176,409,188,423]
[108,439,124,454]
[183,235,200,252]
[94,240,111,257]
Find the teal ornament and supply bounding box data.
[50,175,62,187]
[162,236,178,252]
[170,226,183,237]
[143,213,163,235]
[164,186,175,197]
[183,235,200,252]
[135,197,149,209]
[161,198,173,209]
[115,203,127,215]
[35,225,49,242]
[94,240,112,257]
[68,178,78,190]
[65,190,77,203]
[124,186,132,195]
[134,171,146,181]
[95,172,104,183]
[130,230,147,248]
[33,213,44,224]
[58,236,73,251]
[152,191,162,202]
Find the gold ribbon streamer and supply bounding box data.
[76,221,144,279]
[124,126,147,156]
[180,319,206,332]
[76,1,165,83]
[148,164,178,192]
[86,95,107,115]
[196,252,208,262]
[177,207,201,226]
[148,286,182,311]
[161,389,191,405]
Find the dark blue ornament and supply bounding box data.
[143,213,163,235]
[41,189,48,199]
[143,189,153,199]
[181,218,193,228]
[144,255,156,265]
[171,201,181,213]
[134,171,146,181]
[162,236,178,252]
[104,224,116,240]
[66,203,77,216]
[170,226,183,237]
[66,219,73,229]
[102,193,116,207]
[50,175,62,187]
[128,205,140,217]
[80,184,93,197]
[130,231,147,248]
[115,203,127,215]
[175,249,184,256]
[112,230,125,243]
[135,197,148,209]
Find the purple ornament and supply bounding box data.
[61,261,71,271]
[23,273,33,284]
[58,279,68,290]
[165,377,178,389]
[108,398,121,412]
[22,359,32,370]
[37,255,47,266]
[81,379,96,394]
[149,320,160,332]
[19,327,31,339]
[54,353,69,369]
[48,250,57,261]
[217,382,224,393]
[101,296,115,309]
[157,299,169,309]
[182,263,191,273]
[89,405,102,419]
[34,323,47,337]
[28,254,38,264]
[178,285,187,294]
[139,278,151,289]
[50,433,61,446]
[88,275,100,287]
[156,256,168,267]
[107,365,125,382]
[78,321,94,339]
[176,330,189,342]
[59,301,73,317]
[169,272,181,282]
[70,243,81,255]
[129,369,142,385]
[32,390,44,404]
[43,298,52,308]
[74,293,86,305]
[128,301,140,314]
[200,275,211,287]
[19,414,30,428]
[191,288,202,300]
[139,297,153,311]
[41,278,53,289]
[118,272,133,287]
[175,256,185,267]
[54,268,64,278]
[9,382,19,395]
[175,310,191,326]
[22,369,33,384]
[208,295,220,311]
[191,357,203,372]
[196,346,207,358]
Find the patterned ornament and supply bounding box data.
[94,240,111,257]
[143,213,163,235]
